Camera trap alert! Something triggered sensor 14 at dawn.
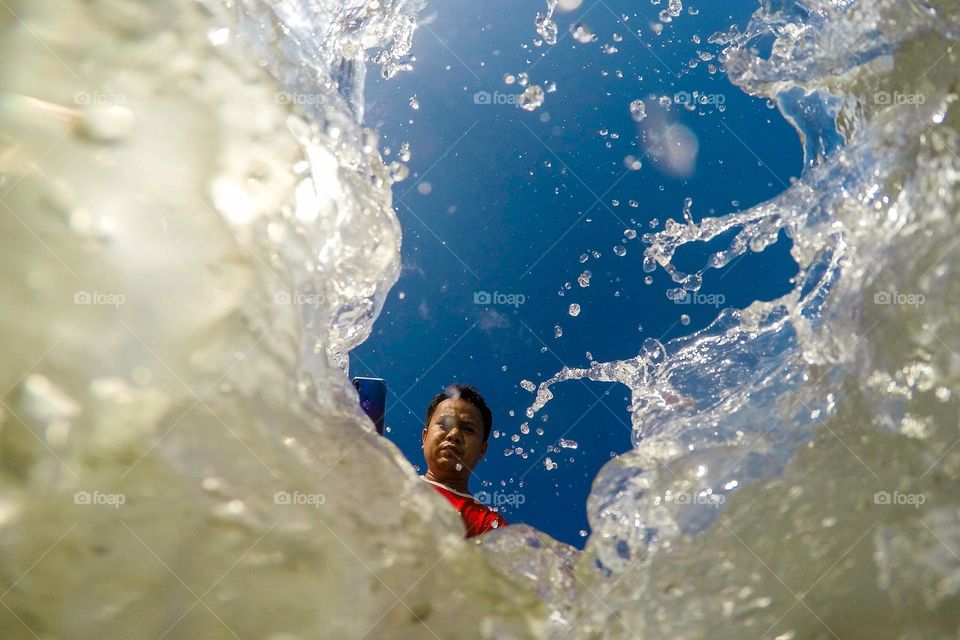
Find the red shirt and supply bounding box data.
[422,477,508,538]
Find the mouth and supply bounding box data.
[439,445,462,457]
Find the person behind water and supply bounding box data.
[420,384,508,538]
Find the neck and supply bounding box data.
[423,470,470,495]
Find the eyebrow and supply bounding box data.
[435,413,478,425]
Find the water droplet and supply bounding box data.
[520,379,536,392]
[578,271,591,287]
[518,85,545,111]
[389,162,409,182]
[559,438,578,449]
[554,325,563,338]
[568,303,581,316]
[680,314,690,325]
[613,245,627,256]
[81,105,135,142]
[207,27,230,46]
[624,229,637,239]
[409,96,419,110]
[570,22,596,43]
[629,99,647,122]
[536,9,559,44]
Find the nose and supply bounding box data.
[445,426,464,444]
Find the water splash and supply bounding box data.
[522,0,960,636]
[3,0,960,638]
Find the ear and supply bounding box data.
[421,426,428,446]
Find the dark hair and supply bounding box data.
[425,384,493,442]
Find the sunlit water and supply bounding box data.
[2,0,959,639]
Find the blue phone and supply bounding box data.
[352,377,386,435]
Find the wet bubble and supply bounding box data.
[613,245,627,257]
[568,303,581,316]
[578,271,592,287]
[680,314,691,325]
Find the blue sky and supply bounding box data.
[350,0,802,548]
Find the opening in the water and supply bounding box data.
[351,0,802,548]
